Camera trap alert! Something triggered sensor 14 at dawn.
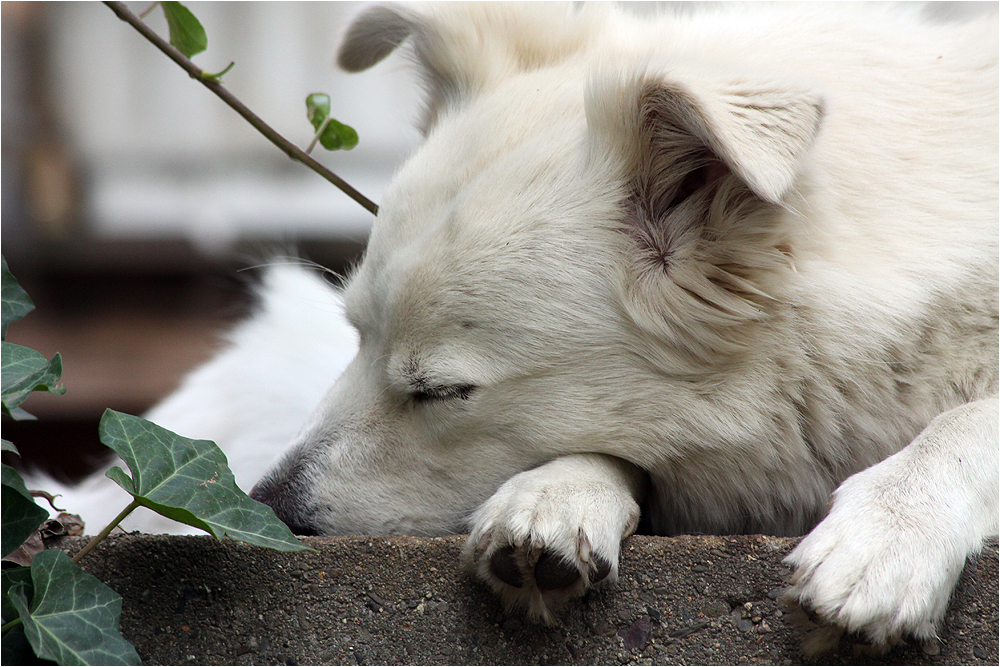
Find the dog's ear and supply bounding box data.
[658,80,823,206]
[338,3,604,132]
[588,72,824,205]
[337,4,417,73]
[588,72,823,364]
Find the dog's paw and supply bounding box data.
[784,466,970,655]
[463,456,641,624]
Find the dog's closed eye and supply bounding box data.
[412,384,478,403]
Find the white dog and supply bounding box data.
[57,1,1000,655]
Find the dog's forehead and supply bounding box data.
[345,69,617,335]
[356,226,580,340]
[377,68,589,233]
[344,190,619,378]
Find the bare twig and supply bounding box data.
[30,489,66,512]
[103,1,378,216]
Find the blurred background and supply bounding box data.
[2,1,421,480]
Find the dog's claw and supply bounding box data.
[590,555,612,584]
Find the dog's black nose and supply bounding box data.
[249,478,319,536]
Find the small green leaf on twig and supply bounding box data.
[200,61,235,82]
[9,550,140,665]
[99,410,311,552]
[306,93,332,129]
[1,257,34,341]
[161,1,207,58]
[306,93,359,152]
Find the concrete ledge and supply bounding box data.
[65,534,997,665]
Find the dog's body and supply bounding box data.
[53,1,999,653]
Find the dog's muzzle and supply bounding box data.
[249,477,320,536]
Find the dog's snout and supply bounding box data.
[247,478,277,506]
[249,477,320,536]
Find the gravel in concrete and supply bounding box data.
[63,534,997,666]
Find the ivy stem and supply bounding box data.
[72,499,141,565]
[102,1,379,216]
[0,499,139,635]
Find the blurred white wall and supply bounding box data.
[46,1,423,254]
[17,1,993,258]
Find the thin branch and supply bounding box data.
[103,1,378,216]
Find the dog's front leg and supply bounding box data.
[785,396,999,654]
[463,453,646,624]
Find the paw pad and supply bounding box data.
[534,551,581,590]
[490,546,524,588]
[486,544,613,591]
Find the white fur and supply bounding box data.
[465,454,645,623]
[785,397,999,649]
[47,2,998,653]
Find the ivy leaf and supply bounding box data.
[99,410,309,552]
[2,565,32,624]
[306,93,359,151]
[2,463,49,559]
[0,623,37,666]
[5,407,36,422]
[1,342,66,419]
[9,550,140,665]
[1,257,34,341]
[1,566,36,665]
[161,1,207,59]
[2,439,18,455]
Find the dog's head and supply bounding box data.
[250,2,823,536]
